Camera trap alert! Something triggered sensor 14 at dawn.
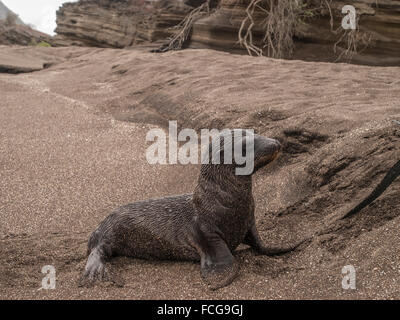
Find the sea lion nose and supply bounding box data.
[264,138,281,154]
[252,137,281,156]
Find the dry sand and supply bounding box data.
[0,46,399,299]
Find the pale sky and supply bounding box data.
[3,0,78,35]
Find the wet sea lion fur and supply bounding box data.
[79,130,300,289]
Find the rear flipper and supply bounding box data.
[244,223,303,256]
[195,226,239,290]
[78,247,124,287]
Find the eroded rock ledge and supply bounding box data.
[190,0,400,65]
[0,23,52,46]
[54,0,400,66]
[54,0,193,48]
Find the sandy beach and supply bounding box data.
[1,46,399,299]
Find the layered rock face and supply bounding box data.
[189,0,400,65]
[0,0,52,46]
[54,0,400,65]
[54,0,193,48]
[0,23,52,46]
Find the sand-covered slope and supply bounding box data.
[0,46,399,299]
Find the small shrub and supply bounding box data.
[36,41,52,47]
[28,39,52,47]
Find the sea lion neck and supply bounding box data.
[193,164,253,209]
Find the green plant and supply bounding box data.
[28,39,52,47]
[36,41,52,47]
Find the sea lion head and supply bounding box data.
[251,135,281,172]
[201,129,281,177]
[194,129,281,211]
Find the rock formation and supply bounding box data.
[54,0,193,48]
[0,49,45,73]
[0,0,52,46]
[53,0,400,65]
[189,0,400,65]
[0,23,52,46]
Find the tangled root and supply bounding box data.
[154,1,212,52]
[333,29,371,62]
[237,0,372,61]
[323,0,371,62]
[238,0,309,58]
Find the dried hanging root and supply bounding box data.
[323,0,371,62]
[237,0,307,58]
[238,0,263,56]
[261,0,303,59]
[153,2,211,53]
[237,0,372,61]
[333,28,372,62]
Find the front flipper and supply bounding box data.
[194,226,239,290]
[244,223,302,256]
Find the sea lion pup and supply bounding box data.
[79,130,298,289]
